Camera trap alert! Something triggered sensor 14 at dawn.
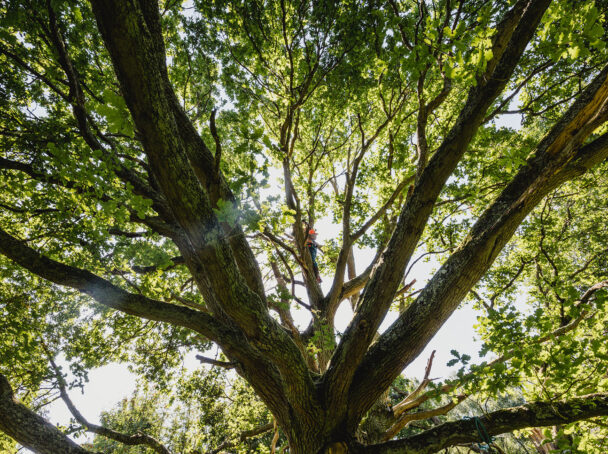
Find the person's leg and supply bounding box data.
[308,244,322,282]
[309,243,317,261]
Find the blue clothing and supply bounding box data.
[307,242,319,276]
[308,242,318,261]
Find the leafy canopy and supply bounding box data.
[1,0,608,453]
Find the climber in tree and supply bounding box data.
[306,227,322,283]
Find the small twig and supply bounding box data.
[395,279,417,298]
[195,355,237,369]
[393,349,434,416]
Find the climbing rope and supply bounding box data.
[464,416,495,452]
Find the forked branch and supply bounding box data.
[349,65,608,424]
[325,0,552,421]
[363,393,608,454]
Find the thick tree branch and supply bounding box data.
[0,373,94,454]
[91,0,319,428]
[0,225,227,336]
[364,393,608,454]
[350,66,608,424]
[93,0,268,317]
[0,224,293,426]
[171,91,268,302]
[47,356,171,454]
[324,0,551,419]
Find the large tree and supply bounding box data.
[1,0,608,453]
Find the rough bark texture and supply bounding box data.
[348,66,608,426]
[1,1,608,453]
[3,369,608,454]
[0,374,94,454]
[87,1,323,451]
[324,0,553,429]
[361,393,608,454]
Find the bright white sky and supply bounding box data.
[43,112,523,448]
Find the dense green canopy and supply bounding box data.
[1,0,608,453]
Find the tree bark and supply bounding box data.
[361,393,608,454]
[3,2,608,454]
[0,374,94,454]
[324,0,552,427]
[348,66,608,425]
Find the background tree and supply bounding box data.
[1,0,608,453]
